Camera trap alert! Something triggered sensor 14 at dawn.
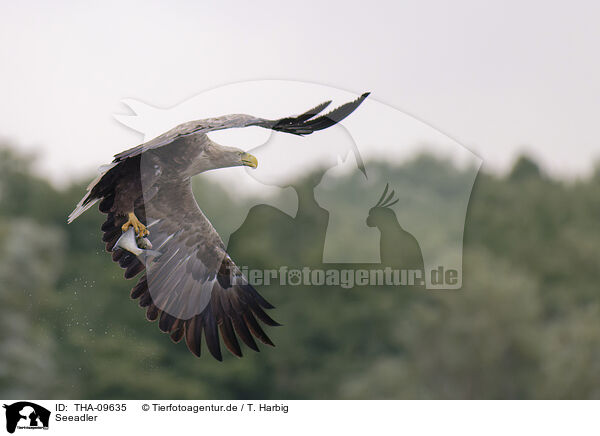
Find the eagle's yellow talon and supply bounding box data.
[121,212,148,239]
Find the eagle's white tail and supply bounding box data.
[67,162,118,223]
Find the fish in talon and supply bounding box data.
[114,228,161,263]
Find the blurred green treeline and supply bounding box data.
[1,143,600,399]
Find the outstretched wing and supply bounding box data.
[113,92,370,162]
[268,92,370,135]
[105,179,279,361]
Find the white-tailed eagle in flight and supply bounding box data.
[68,93,369,360]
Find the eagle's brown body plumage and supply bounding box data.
[69,93,369,360]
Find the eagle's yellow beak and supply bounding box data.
[241,152,258,169]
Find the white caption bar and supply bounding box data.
[0,400,598,435]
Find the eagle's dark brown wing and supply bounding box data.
[101,177,279,361]
[112,93,369,162]
[269,92,369,135]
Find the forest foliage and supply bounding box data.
[1,144,599,399]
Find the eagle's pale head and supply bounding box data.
[193,141,258,175]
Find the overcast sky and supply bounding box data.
[1,1,599,184]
